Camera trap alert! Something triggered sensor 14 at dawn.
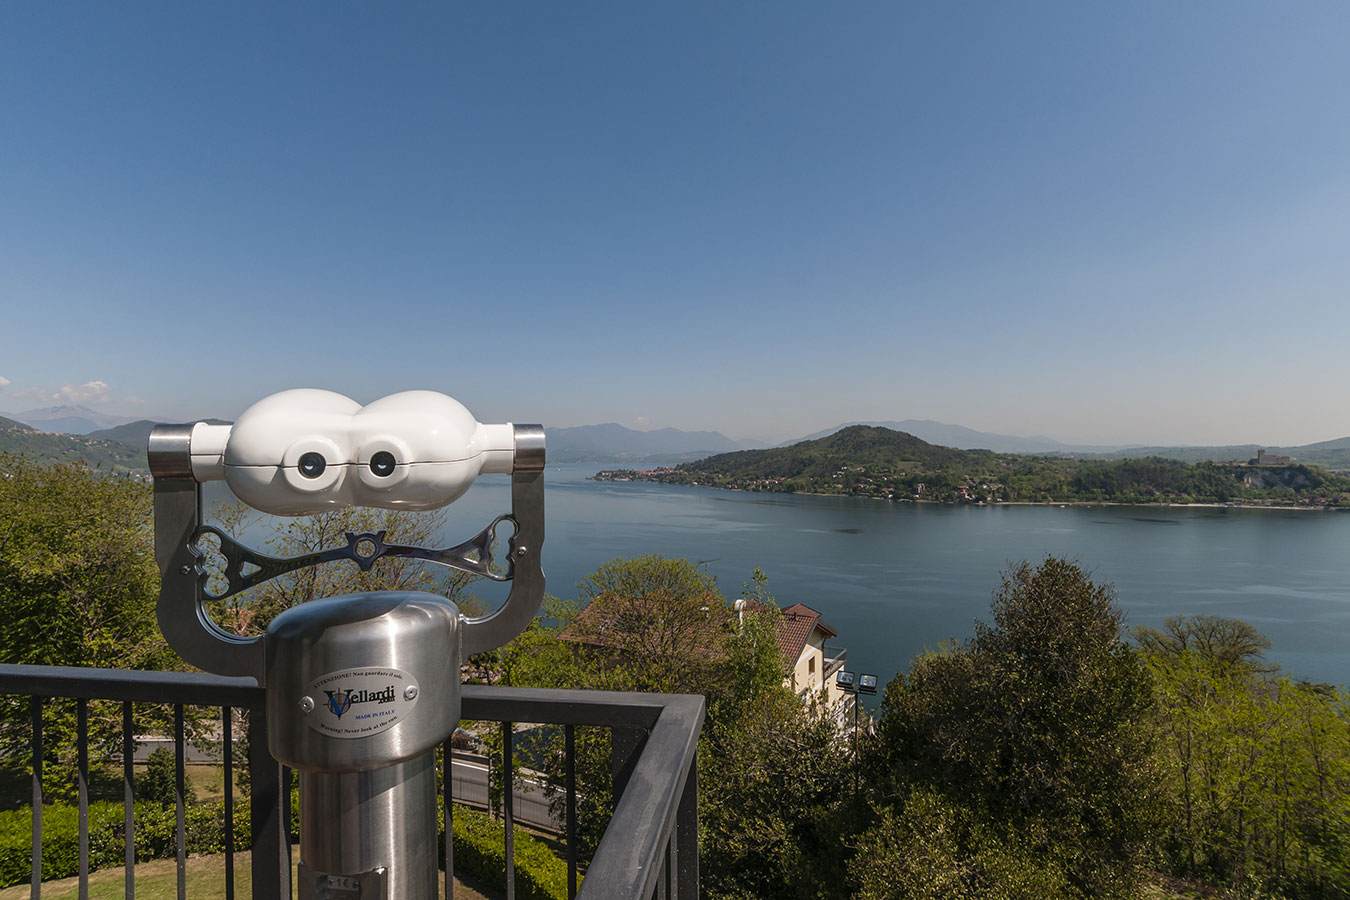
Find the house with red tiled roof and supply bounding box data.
[736,599,850,715]
[767,602,849,711]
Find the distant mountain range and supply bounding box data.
[782,420,1113,454]
[544,423,757,463]
[6,409,1349,472]
[4,417,751,467]
[2,405,146,435]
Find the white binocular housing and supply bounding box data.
[188,388,517,515]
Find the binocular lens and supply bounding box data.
[298,452,327,478]
[369,451,397,478]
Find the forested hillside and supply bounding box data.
[596,426,1350,506]
[0,416,146,473]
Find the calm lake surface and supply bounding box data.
[428,463,1350,693]
[214,462,1350,695]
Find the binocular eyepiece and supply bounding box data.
[183,388,521,516]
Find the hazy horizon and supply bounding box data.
[4,400,1346,452]
[3,4,1348,449]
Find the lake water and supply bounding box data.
[210,462,1350,694]
[424,463,1350,693]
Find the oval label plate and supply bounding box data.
[305,667,418,739]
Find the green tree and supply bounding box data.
[869,557,1160,899]
[699,689,849,900]
[0,454,184,797]
[134,747,195,807]
[499,558,840,900]
[1144,635,1350,898]
[850,787,1071,900]
[1134,614,1276,674]
[563,554,728,695]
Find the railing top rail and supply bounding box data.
[1,665,696,727]
[578,693,705,900]
[462,684,689,729]
[0,663,262,705]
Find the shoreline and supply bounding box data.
[592,476,1345,512]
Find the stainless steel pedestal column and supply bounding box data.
[267,592,463,900]
[298,752,439,900]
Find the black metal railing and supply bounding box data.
[1,664,704,900]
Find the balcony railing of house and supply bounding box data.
[0,664,704,900]
[822,647,847,683]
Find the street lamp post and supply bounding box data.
[835,670,877,802]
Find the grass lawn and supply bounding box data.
[0,853,499,900]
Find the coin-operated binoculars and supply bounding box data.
[149,389,545,900]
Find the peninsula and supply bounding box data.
[593,426,1350,507]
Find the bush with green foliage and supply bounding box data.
[499,557,834,900]
[1142,620,1350,899]
[0,455,186,797]
[442,805,568,900]
[135,747,196,807]
[0,798,251,888]
[864,557,1160,899]
[1,798,566,895]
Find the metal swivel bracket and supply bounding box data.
[150,417,545,684]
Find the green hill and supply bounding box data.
[0,416,147,473]
[85,418,230,448]
[686,425,989,480]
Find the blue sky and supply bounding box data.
[2,2,1347,446]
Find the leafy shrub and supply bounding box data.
[135,748,196,807]
[0,799,251,888]
[2,798,565,896]
[441,805,569,900]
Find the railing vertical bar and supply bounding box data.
[77,699,89,900]
[282,765,293,872]
[123,701,135,900]
[565,724,577,900]
[31,696,43,900]
[443,740,454,900]
[248,707,286,900]
[666,832,677,900]
[675,757,699,900]
[223,706,235,900]
[610,726,646,811]
[174,704,186,900]
[503,722,515,900]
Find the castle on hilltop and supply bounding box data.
[1249,448,1292,466]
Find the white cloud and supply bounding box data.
[0,375,10,388]
[633,416,650,427]
[54,381,112,404]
